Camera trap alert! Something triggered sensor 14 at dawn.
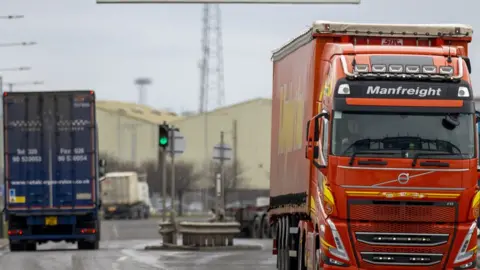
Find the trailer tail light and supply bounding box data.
[80,228,97,234]
[454,222,477,264]
[8,229,23,236]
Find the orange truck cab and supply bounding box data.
[269,21,480,270]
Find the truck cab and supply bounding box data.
[303,22,478,269]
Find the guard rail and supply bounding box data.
[158,221,241,247]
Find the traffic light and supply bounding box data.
[158,124,169,148]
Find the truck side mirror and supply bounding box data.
[305,119,319,160]
[305,112,329,161]
[305,112,329,176]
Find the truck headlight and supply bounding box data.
[454,222,477,264]
[326,218,349,261]
[469,191,480,219]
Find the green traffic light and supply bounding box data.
[159,137,168,145]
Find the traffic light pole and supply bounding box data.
[160,148,167,222]
[169,127,175,219]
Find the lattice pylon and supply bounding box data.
[198,4,225,113]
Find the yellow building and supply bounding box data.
[171,98,272,190]
[96,100,180,166]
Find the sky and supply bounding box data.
[0,0,479,114]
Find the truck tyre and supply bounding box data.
[78,240,99,250]
[261,215,270,239]
[297,231,306,270]
[277,217,284,270]
[9,242,25,252]
[282,217,290,270]
[288,220,299,269]
[251,216,261,238]
[25,242,36,251]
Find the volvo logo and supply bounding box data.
[397,173,410,184]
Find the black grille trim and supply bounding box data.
[361,252,443,266]
[355,232,449,247]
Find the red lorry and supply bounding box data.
[268,21,478,270]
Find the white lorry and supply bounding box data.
[100,171,151,220]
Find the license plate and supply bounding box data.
[45,216,58,226]
[108,207,116,211]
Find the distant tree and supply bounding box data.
[209,160,246,189]
[99,153,137,172]
[166,161,202,215]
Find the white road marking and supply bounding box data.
[117,256,128,262]
[263,255,277,265]
[112,225,119,239]
[121,249,168,269]
[111,256,128,270]
[195,252,236,265]
[111,262,120,270]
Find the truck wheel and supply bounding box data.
[78,240,99,250]
[251,217,261,238]
[25,242,36,251]
[261,215,270,239]
[277,218,282,269]
[297,232,306,270]
[9,242,25,252]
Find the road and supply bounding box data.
[0,218,276,270]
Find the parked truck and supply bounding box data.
[101,171,151,220]
[269,21,479,270]
[3,90,105,251]
[226,196,273,238]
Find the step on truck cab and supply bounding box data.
[268,21,479,270]
[3,90,106,251]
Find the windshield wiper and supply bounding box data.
[411,153,459,167]
[349,151,397,166]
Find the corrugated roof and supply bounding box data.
[96,100,181,124]
[96,98,271,125]
[171,98,272,123]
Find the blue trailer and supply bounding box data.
[3,90,105,251]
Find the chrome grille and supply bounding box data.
[361,252,443,266]
[355,232,449,246]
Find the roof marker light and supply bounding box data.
[354,64,369,73]
[388,65,403,73]
[439,66,454,75]
[422,66,437,73]
[371,64,386,73]
[406,65,420,73]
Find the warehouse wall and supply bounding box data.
[171,98,272,190]
[97,109,158,166]
[95,100,180,167]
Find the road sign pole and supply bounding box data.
[212,133,232,219]
[215,131,226,215]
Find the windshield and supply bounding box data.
[331,112,475,159]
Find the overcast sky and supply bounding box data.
[0,0,478,113]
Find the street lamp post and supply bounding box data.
[0,67,31,72]
[0,42,36,48]
[0,15,24,20]
[4,81,44,92]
